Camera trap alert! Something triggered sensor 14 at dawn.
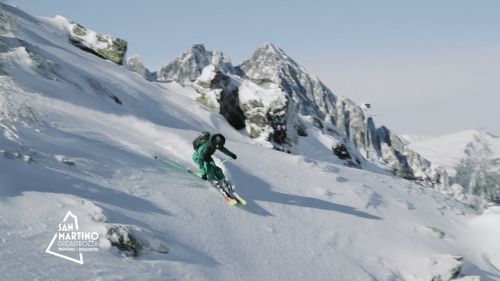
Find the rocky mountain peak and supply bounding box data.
[190,43,207,52]
[257,43,289,60]
[126,56,156,81]
[238,43,296,83]
[183,43,211,63]
[239,43,336,119]
[157,44,234,84]
[160,41,454,197]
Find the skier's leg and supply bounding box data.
[208,161,229,190]
[192,151,207,177]
[214,166,225,181]
[206,158,219,181]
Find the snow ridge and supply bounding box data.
[404,130,500,204]
[0,4,499,281]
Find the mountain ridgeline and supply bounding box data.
[1,5,435,189]
[403,130,500,206]
[1,4,498,280]
[133,43,441,187]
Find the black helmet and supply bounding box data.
[212,134,226,147]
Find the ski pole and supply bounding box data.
[154,155,187,172]
[154,154,200,178]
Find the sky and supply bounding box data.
[7,0,500,136]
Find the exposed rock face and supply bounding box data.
[238,43,336,118]
[163,42,446,184]
[328,98,433,179]
[239,79,295,151]
[66,19,127,65]
[331,96,367,148]
[1,12,127,66]
[238,43,435,179]
[157,44,234,84]
[196,64,245,130]
[195,64,295,151]
[126,56,156,81]
[332,143,362,167]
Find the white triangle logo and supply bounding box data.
[45,211,84,264]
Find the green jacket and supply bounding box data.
[198,135,236,161]
[192,135,236,180]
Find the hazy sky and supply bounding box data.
[8,0,500,136]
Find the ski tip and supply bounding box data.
[231,193,247,206]
[228,199,238,206]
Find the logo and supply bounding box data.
[45,210,100,264]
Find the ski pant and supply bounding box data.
[192,151,225,181]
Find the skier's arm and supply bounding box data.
[219,146,237,159]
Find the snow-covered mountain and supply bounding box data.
[156,42,440,185]
[238,43,337,118]
[156,44,234,84]
[403,130,500,204]
[1,3,499,280]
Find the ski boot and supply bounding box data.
[212,180,234,195]
[221,179,235,193]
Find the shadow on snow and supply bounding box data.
[227,163,382,220]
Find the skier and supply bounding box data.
[192,132,237,187]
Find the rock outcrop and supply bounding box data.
[126,56,156,81]
[66,18,127,65]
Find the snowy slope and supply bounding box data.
[1,4,499,281]
[402,130,500,177]
[403,130,500,203]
